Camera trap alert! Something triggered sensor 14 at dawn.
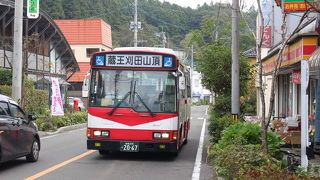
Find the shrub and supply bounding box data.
[0,85,12,96]
[209,142,272,179]
[0,68,12,85]
[208,111,233,143]
[212,95,231,118]
[35,111,87,131]
[217,122,284,160]
[24,81,49,116]
[0,79,49,116]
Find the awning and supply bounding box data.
[193,93,201,97]
[309,47,320,72]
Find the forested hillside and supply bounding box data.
[39,0,257,50]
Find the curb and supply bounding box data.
[39,123,87,137]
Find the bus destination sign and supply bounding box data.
[94,54,173,68]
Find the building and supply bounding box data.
[0,0,79,104]
[55,19,113,98]
[257,0,320,151]
[191,70,212,103]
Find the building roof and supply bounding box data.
[68,62,91,82]
[55,19,112,48]
[0,0,79,77]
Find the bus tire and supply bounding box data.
[169,151,178,157]
[183,138,188,144]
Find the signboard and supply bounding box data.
[292,69,301,84]
[51,78,64,116]
[27,0,40,19]
[284,0,317,12]
[260,26,273,48]
[95,54,167,68]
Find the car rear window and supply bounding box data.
[0,102,9,115]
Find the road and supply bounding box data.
[0,106,214,180]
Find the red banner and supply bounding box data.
[260,26,272,48]
[292,69,301,84]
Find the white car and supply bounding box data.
[67,97,85,111]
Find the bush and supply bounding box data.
[24,80,49,116]
[212,95,231,118]
[217,122,284,160]
[0,79,49,116]
[0,68,12,85]
[208,111,233,143]
[0,85,12,96]
[35,111,87,131]
[209,143,272,179]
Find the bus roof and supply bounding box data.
[113,47,176,56]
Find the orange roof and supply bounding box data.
[68,62,91,82]
[55,19,112,48]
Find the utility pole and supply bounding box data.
[231,0,240,120]
[134,0,138,47]
[12,0,24,102]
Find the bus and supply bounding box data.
[86,47,191,155]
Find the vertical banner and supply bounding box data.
[260,0,273,48]
[51,78,64,116]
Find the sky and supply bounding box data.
[160,0,257,10]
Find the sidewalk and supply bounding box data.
[38,123,87,137]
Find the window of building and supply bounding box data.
[86,48,99,58]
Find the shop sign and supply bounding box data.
[292,69,301,84]
[284,0,317,12]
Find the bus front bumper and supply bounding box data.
[87,139,178,153]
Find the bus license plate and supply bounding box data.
[120,142,139,152]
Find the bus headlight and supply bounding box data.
[93,130,110,137]
[94,130,101,136]
[153,132,162,139]
[153,132,170,139]
[161,132,170,139]
[101,130,110,137]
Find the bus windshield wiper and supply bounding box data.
[134,92,156,117]
[107,91,131,115]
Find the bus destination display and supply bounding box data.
[94,54,174,68]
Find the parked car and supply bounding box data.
[67,97,85,111]
[0,94,40,163]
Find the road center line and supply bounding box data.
[192,111,207,180]
[24,150,96,180]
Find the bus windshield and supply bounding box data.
[89,69,177,113]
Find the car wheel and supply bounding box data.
[26,139,40,162]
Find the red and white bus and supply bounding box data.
[86,47,191,155]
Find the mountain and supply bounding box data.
[39,0,257,50]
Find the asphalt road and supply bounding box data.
[0,105,214,180]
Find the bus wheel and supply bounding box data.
[183,137,188,144]
[99,150,110,155]
[169,151,178,157]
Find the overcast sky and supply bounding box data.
[160,0,257,10]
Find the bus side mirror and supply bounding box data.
[82,73,90,98]
[179,76,186,90]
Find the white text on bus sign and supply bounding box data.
[97,54,163,68]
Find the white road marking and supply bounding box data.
[192,108,207,180]
[197,117,204,120]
